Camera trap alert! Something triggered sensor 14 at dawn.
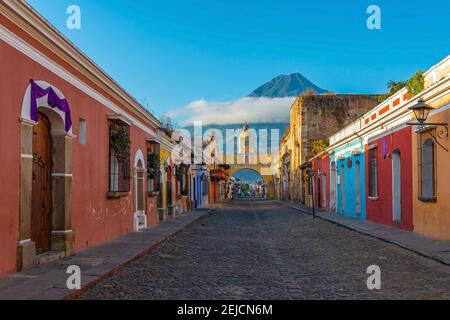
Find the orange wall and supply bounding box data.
[412,107,450,240]
[0,35,158,276]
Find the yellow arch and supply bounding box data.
[225,153,275,199]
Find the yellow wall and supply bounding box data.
[412,97,450,240]
[290,97,303,171]
[226,154,275,200]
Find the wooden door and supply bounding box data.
[31,113,52,255]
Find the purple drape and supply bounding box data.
[382,139,388,159]
[30,80,72,132]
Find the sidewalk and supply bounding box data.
[0,207,214,300]
[279,201,450,266]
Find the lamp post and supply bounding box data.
[300,162,317,219]
[407,98,448,152]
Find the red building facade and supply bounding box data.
[365,126,414,231]
[311,153,331,211]
[0,2,172,277]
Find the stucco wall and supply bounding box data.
[0,40,21,277]
[0,34,159,276]
[332,140,367,220]
[365,127,413,231]
[412,107,450,239]
[300,94,380,164]
[312,155,330,211]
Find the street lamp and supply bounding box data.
[407,98,448,152]
[408,99,434,124]
[300,162,317,219]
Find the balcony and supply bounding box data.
[210,169,228,181]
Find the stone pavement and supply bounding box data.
[280,201,450,266]
[80,201,450,300]
[0,208,213,300]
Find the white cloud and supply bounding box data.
[170,97,296,125]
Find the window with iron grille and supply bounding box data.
[202,174,209,196]
[368,147,378,198]
[109,120,131,193]
[147,142,161,193]
[418,133,437,201]
[176,165,188,196]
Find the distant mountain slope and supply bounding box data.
[249,73,328,97]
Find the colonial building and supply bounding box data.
[309,152,330,211]
[0,1,182,277]
[306,55,449,237]
[411,56,450,240]
[276,93,380,203]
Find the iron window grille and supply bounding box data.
[418,131,437,202]
[108,120,131,193]
[175,165,188,196]
[202,175,209,196]
[147,143,161,193]
[368,147,378,198]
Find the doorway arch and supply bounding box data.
[18,81,74,270]
[231,168,266,199]
[330,161,337,212]
[392,149,402,222]
[355,160,361,215]
[133,149,147,231]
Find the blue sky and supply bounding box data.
[27,0,449,121]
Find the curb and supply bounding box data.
[277,201,450,267]
[64,209,216,300]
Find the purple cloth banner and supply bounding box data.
[382,139,388,159]
[30,80,72,132]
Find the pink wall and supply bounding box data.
[0,41,21,277]
[365,127,413,231]
[312,154,330,211]
[0,33,158,276]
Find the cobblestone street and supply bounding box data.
[80,201,450,300]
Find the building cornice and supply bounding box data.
[326,77,450,152]
[0,0,161,128]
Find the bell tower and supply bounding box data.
[238,122,251,154]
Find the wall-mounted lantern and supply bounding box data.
[407,98,448,152]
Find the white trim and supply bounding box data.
[107,114,132,126]
[134,149,145,169]
[52,173,73,178]
[0,25,159,141]
[328,75,449,148]
[366,122,410,144]
[51,230,73,235]
[21,80,72,134]
[19,118,37,126]
[19,239,31,245]
[21,154,33,159]
[2,0,161,128]
[428,101,450,118]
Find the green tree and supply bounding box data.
[311,139,329,156]
[406,71,424,97]
[378,71,425,103]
